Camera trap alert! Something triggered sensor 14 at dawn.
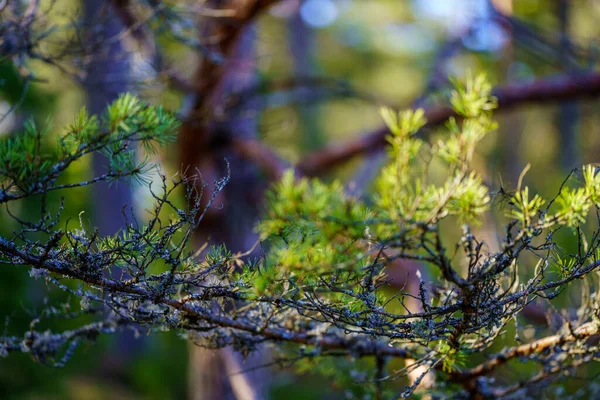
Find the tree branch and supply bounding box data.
[450,321,600,383]
[297,72,600,176]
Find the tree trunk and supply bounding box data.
[83,0,138,378]
[178,3,269,398]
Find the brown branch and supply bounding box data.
[297,72,600,176]
[450,321,600,384]
[230,138,291,180]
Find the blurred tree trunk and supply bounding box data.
[179,4,267,399]
[84,1,132,236]
[83,0,137,376]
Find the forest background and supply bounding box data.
[3,0,600,399]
